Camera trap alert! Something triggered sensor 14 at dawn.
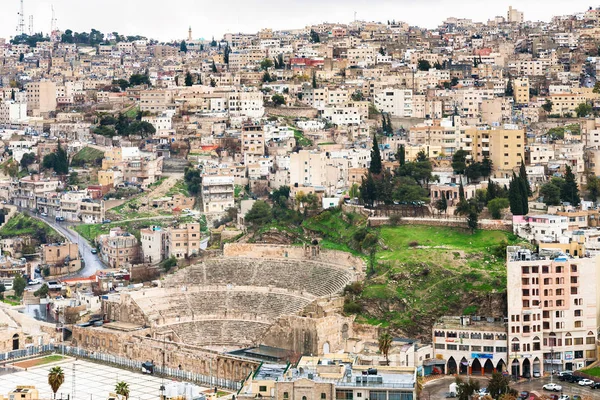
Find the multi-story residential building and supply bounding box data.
[25,80,57,116]
[200,175,235,213]
[374,89,413,118]
[58,192,105,224]
[242,123,265,165]
[98,228,140,268]
[0,101,27,125]
[140,226,166,264]
[513,215,569,244]
[506,247,599,376]
[513,77,530,105]
[166,223,201,259]
[140,89,174,113]
[41,242,81,272]
[11,176,61,209]
[432,316,508,375]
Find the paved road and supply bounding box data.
[423,375,600,399]
[25,211,106,278]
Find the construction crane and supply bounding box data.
[16,0,25,36]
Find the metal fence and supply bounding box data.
[0,344,55,362]
[56,345,242,391]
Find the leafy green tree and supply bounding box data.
[585,173,600,201]
[210,78,217,87]
[369,135,382,174]
[245,201,272,228]
[452,150,468,175]
[260,58,274,70]
[349,183,360,199]
[48,366,65,399]
[417,59,431,71]
[540,181,561,206]
[20,152,36,169]
[180,41,188,53]
[594,81,600,94]
[575,102,592,118]
[351,91,364,101]
[434,196,447,214]
[34,284,49,298]
[184,167,202,195]
[61,29,74,43]
[392,176,429,203]
[12,274,26,297]
[271,94,285,106]
[360,172,378,207]
[161,256,177,272]
[270,186,290,208]
[42,143,69,175]
[455,377,480,400]
[309,29,320,43]
[378,332,392,365]
[541,99,553,112]
[185,71,194,86]
[115,381,130,399]
[488,198,509,219]
[129,74,151,86]
[487,372,511,399]
[113,79,130,91]
[562,165,580,206]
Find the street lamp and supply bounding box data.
[159,384,165,400]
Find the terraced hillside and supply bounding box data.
[302,208,525,340]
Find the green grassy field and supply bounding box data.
[71,147,105,167]
[166,180,190,197]
[0,214,62,243]
[583,367,600,377]
[302,208,524,338]
[75,219,172,243]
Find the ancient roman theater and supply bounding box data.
[71,244,364,382]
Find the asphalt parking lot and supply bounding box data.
[422,375,600,399]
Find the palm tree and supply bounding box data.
[48,366,65,399]
[115,381,130,399]
[378,331,393,365]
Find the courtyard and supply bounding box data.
[0,358,207,400]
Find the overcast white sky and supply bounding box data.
[0,0,596,42]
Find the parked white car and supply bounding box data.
[579,378,594,386]
[543,383,562,391]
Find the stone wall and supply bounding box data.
[71,325,259,381]
[222,243,365,274]
[265,107,318,118]
[102,293,148,326]
[368,217,513,231]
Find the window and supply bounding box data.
[575,321,583,328]
[321,394,327,399]
[259,386,267,392]
[575,351,584,359]
[496,347,507,353]
[574,338,584,345]
[483,346,494,352]
[435,344,445,349]
[447,344,457,350]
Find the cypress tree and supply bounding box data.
[397,145,405,166]
[563,165,581,206]
[509,172,524,215]
[459,181,465,202]
[370,135,382,175]
[519,159,532,196]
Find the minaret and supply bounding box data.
[188,26,192,41]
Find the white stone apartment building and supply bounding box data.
[432,316,508,376]
[242,123,265,165]
[200,175,235,213]
[0,101,27,125]
[513,215,569,243]
[506,247,599,376]
[374,88,413,118]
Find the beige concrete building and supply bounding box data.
[513,77,530,105]
[506,247,599,376]
[41,242,81,274]
[432,316,508,375]
[166,223,201,259]
[242,123,265,165]
[25,80,56,115]
[98,228,140,268]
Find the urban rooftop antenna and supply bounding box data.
[16,0,26,36]
[28,15,33,36]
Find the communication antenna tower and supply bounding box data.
[16,0,26,36]
[51,5,58,32]
[28,15,33,35]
